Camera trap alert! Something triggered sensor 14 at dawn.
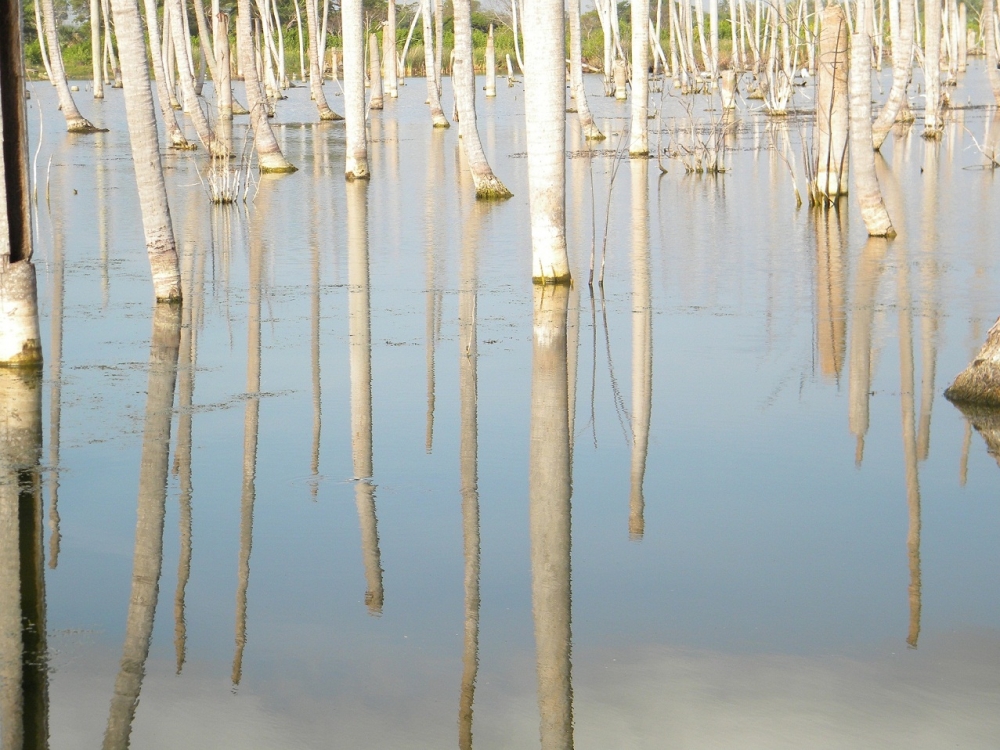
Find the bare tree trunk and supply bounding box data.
[141,0,193,148]
[985,0,1000,103]
[813,3,849,200]
[385,0,399,98]
[343,0,371,176]
[0,2,43,367]
[422,0,450,126]
[569,0,605,139]
[102,304,180,749]
[434,0,445,92]
[630,0,650,154]
[39,0,103,131]
[924,0,943,135]
[485,25,497,96]
[529,283,573,750]
[91,0,105,98]
[369,32,384,109]
[305,0,342,119]
[453,0,511,197]
[217,12,234,118]
[165,0,220,154]
[193,0,219,83]
[850,4,895,236]
[237,0,296,172]
[110,0,183,301]
[873,0,915,149]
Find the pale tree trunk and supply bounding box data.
[0,5,43,367]
[305,0,342,119]
[343,0,370,176]
[957,2,967,71]
[924,0,943,134]
[529,283,573,750]
[524,0,570,282]
[434,0,445,92]
[709,0,720,76]
[193,0,219,83]
[456,202,483,750]
[985,0,1000,103]
[872,0,915,149]
[385,1,399,97]
[102,0,122,87]
[629,160,651,540]
[110,0,183,301]
[630,0,650,154]
[34,2,55,85]
[141,0,192,148]
[453,0,511,197]
[813,3,849,200]
[485,25,497,96]
[848,238,888,465]
[166,0,220,154]
[92,0,104,98]
[217,12,234,119]
[102,304,180,750]
[370,32,384,109]
[231,221,262,686]
[850,1,895,236]
[347,182,383,615]
[237,0,297,172]
[40,0,103,131]
[422,0,450,127]
[569,0,605,140]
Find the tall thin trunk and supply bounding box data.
[569,0,605,139]
[630,0,650,154]
[485,25,497,96]
[453,0,511,197]
[385,0,398,97]
[629,161,651,539]
[141,0,192,148]
[512,0,525,72]
[39,0,103,131]
[92,0,105,98]
[237,1,296,172]
[102,304,180,749]
[102,0,122,87]
[34,2,55,85]
[923,0,943,134]
[343,0,370,176]
[813,3,849,200]
[305,0,342,119]
[347,182,383,615]
[985,0,1000,103]
[217,12,234,119]
[369,32,384,109]
[165,0,220,154]
[110,0,182,301]
[422,0,450,127]
[529,283,573,750]
[434,0,445,91]
[524,0,570,282]
[192,0,220,83]
[873,0,915,148]
[850,1,895,236]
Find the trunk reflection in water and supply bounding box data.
[102,304,181,749]
[348,181,383,616]
[0,369,48,750]
[629,159,651,541]
[530,284,574,750]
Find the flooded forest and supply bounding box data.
[1,0,999,746]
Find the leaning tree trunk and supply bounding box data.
[523,0,571,282]
[850,3,895,237]
[102,304,179,750]
[924,0,943,135]
[529,282,573,750]
[166,0,220,154]
[385,0,398,98]
[569,0,605,140]
[109,0,183,301]
[813,3,849,201]
[422,0,450,127]
[629,0,650,155]
[39,0,103,132]
[237,0,296,172]
[872,0,915,149]
[0,0,43,366]
[141,0,193,148]
[985,0,1000,103]
[305,0,342,119]
[453,0,511,197]
[343,0,370,177]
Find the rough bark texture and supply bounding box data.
[872,0,915,149]
[945,317,1000,406]
[629,0,650,154]
[40,0,103,132]
[569,0,605,139]
[529,283,573,750]
[524,0,570,282]
[453,0,511,198]
[141,0,192,148]
[814,4,849,198]
[369,32,384,110]
[850,32,895,236]
[924,0,943,135]
[166,0,219,154]
[343,0,370,177]
[102,304,179,750]
[237,0,296,172]
[422,0,450,127]
[347,182,382,614]
[216,13,234,119]
[110,0,183,301]
[306,0,342,119]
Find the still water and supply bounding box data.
[5,67,1000,748]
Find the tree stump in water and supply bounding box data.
[945,317,1000,406]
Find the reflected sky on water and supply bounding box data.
[5,64,1000,748]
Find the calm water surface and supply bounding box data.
[6,67,1000,748]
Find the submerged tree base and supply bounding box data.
[67,117,108,133]
[475,176,513,200]
[945,318,1000,406]
[531,274,572,286]
[319,108,345,121]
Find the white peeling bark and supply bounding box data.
[110,0,183,301]
[524,0,570,282]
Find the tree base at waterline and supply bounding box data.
[0,261,43,367]
[318,108,345,121]
[67,117,108,134]
[475,176,513,200]
[945,318,1000,406]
